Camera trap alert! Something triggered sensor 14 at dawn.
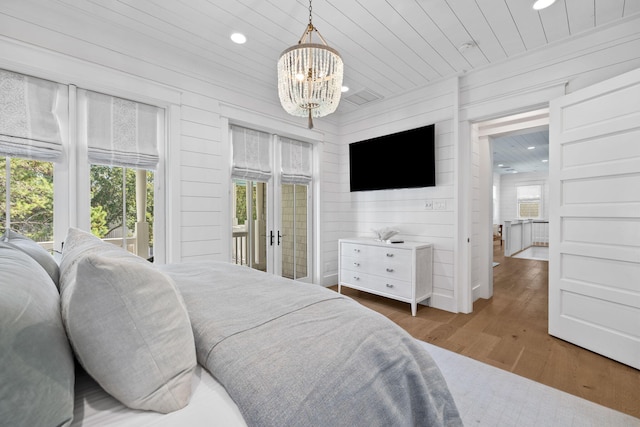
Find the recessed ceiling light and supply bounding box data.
[542,159,548,163]
[533,0,556,10]
[230,33,246,44]
[527,146,535,150]
[512,170,518,174]
[498,164,504,167]
[341,86,349,93]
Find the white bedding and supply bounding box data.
[72,365,246,426]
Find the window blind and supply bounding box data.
[0,69,66,162]
[231,125,272,181]
[280,137,312,184]
[81,89,161,170]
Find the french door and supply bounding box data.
[231,130,313,282]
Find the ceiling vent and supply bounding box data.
[343,89,382,106]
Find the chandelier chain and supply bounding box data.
[308,0,313,25]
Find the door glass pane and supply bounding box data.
[281,183,307,280]
[232,179,267,272]
[253,181,267,272]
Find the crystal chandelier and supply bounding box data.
[277,0,343,129]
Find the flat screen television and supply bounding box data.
[349,124,436,192]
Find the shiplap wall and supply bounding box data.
[333,79,459,311]
[179,96,224,261]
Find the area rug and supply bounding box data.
[419,341,640,426]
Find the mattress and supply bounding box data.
[72,365,246,426]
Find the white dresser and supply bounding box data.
[338,238,433,316]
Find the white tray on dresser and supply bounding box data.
[338,238,433,316]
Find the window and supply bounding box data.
[90,166,154,259]
[0,69,65,249]
[0,157,54,246]
[1,68,164,260]
[517,185,542,219]
[80,89,161,259]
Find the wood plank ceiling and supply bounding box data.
[3,0,638,117]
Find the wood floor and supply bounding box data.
[330,241,640,419]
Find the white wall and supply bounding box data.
[334,79,460,311]
[499,172,550,223]
[493,172,501,225]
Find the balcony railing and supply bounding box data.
[232,226,248,265]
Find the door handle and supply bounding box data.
[278,231,283,246]
[269,230,274,246]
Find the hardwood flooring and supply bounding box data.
[330,241,640,419]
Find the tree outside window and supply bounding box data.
[0,157,54,243]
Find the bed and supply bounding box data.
[1,228,462,426]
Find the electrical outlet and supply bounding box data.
[424,200,433,210]
[434,201,446,210]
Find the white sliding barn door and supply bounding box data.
[549,68,640,369]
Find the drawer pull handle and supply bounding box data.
[386,253,394,257]
[386,268,394,272]
[386,283,394,288]
[354,249,360,252]
[353,262,360,267]
[353,276,360,281]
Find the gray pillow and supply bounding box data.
[0,242,75,426]
[3,230,60,288]
[59,228,196,413]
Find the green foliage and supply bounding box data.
[0,159,154,247]
[0,157,53,241]
[235,181,247,224]
[90,165,154,245]
[90,205,109,237]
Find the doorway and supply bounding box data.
[472,108,550,302]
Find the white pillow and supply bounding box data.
[0,243,74,426]
[3,230,60,287]
[59,228,196,413]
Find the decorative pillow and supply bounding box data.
[0,243,75,426]
[3,230,60,288]
[59,228,196,413]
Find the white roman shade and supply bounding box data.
[0,69,66,162]
[231,126,271,181]
[280,137,312,184]
[81,89,161,170]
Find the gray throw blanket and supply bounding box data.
[160,261,462,427]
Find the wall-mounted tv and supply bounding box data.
[349,124,436,192]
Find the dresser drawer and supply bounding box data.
[368,247,411,281]
[340,270,412,299]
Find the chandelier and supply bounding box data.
[277,0,343,129]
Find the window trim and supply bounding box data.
[516,184,543,220]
